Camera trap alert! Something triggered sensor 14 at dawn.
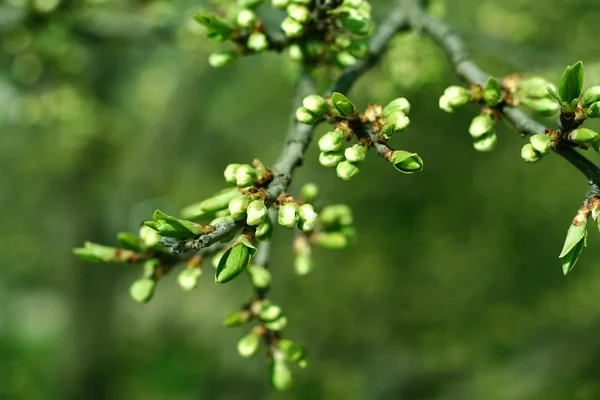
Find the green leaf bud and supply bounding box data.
[269,355,292,390]
[336,51,357,67]
[340,13,372,36]
[390,150,424,173]
[181,187,239,219]
[380,124,395,140]
[295,107,319,125]
[117,232,140,251]
[177,268,201,291]
[238,331,261,358]
[223,310,252,327]
[382,97,410,117]
[300,183,320,202]
[443,86,470,108]
[310,232,349,249]
[523,98,560,117]
[344,144,367,163]
[585,102,600,118]
[228,194,252,221]
[318,130,345,152]
[336,160,360,181]
[472,133,497,152]
[255,218,274,241]
[287,44,304,62]
[247,32,268,52]
[139,225,161,249]
[521,143,542,163]
[297,204,318,231]
[271,0,289,9]
[529,134,553,155]
[216,241,255,284]
[468,115,494,139]
[259,304,282,321]
[559,61,584,105]
[129,278,156,303]
[331,92,358,119]
[224,163,241,185]
[483,77,503,106]
[281,17,304,38]
[236,9,257,28]
[265,315,287,331]
[287,4,311,23]
[246,199,268,226]
[302,95,329,116]
[319,151,345,168]
[293,235,313,275]
[385,111,410,132]
[248,264,271,288]
[581,86,600,108]
[569,127,599,144]
[559,213,588,259]
[146,210,211,239]
[235,164,257,187]
[208,50,236,68]
[278,339,309,365]
[278,203,299,228]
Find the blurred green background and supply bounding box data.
[3,0,600,399]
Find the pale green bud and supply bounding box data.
[255,218,273,241]
[310,232,349,249]
[278,203,299,228]
[439,95,453,113]
[294,255,313,275]
[318,130,345,152]
[340,13,372,36]
[336,51,357,67]
[129,278,156,303]
[468,115,494,139]
[569,127,599,144]
[302,95,329,116]
[523,98,560,117]
[223,310,251,327]
[264,315,287,331]
[390,150,423,173]
[272,0,289,9]
[287,4,311,23]
[224,163,241,185]
[336,160,360,181]
[301,183,319,202]
[297,204,318,232]
[229,194,252,220]
[319,151,344,168]
[139,225,161,249]
[581,85,600,108]
[382,97,410,117]
[247,32,268,52]
[529,134,553,155]
[281,17,304,38]
[269,355,292,390]
[208,50,236,68]
[246,199,267,226]
[259,304,282,321]
[288,44,304,61]
[320,204,353,226]
[472,133,497,152]
[521,143,542,163]
[238,331,261,358]
[443,86,470,108]
[344,144,367,163]
[177,268,201,291]
[296,106,319,124]
[278,339,309,366]
[236,9,257,28]
[235,164,256,187]
[586,102,600,118]
[385,111,410,131]
[248,265,271,288]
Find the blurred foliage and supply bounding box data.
[3,0,600,399]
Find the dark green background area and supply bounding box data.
[2,0,600,399]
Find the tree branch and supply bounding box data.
[412,4,600,185]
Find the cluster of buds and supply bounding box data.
[196,0,373,69]
[223,299,308,390]
[297,92,423,180]
[468,109,498,152]
[511,76,560,116]
[520,131,556,163]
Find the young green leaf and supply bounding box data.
[558,61,584,104]
[215,242,253,283]
[483,77,503,106]
[561,234,585,275]
[558,218,587,258]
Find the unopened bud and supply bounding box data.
[208,50,236,68]
[523,98,560,117]
[271,0,289,9]
[483,77,503,106]
[385,111,410,131]
[235,164,256,187]
[310,232,349,249]
[300,183,319,202]
[473,132,497,152]
[246,199,267,226]
[269,355,292,390]
[296,106,319,124]
[223,310,251,327]
[443,86,470,108]
[336,51,357,67]
[521,143,542,163]
[281,17,304,38]
[380,124,395,140]
[129,278,156,303]
[302,95,329,116]
[319,151,344,168]
[236,9,257,28]
[247,32,268,52]
[331,92,358,119]
[585,102,600,118]
[318,130,345,152]
[248,264,271,288]
[581,86,600,108]
[238,331,261,358]
[344,144,367,163]
[229,194,252,220]
[390,150,423,173]
[297,204,318,231]
[224,163,241,185]
[259,304,282,321]
[336,160,360,181]
[265,315,287,331]
[177,268,201,291]
[288,44,304,61]
[255,218,273,241]
[340,14,372,36]
[278,203,299,228]
[529,134,553,155]
[468,115,494,139]
[382,97,410,117]
[287,4,311,23]
[569,127,599,144]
